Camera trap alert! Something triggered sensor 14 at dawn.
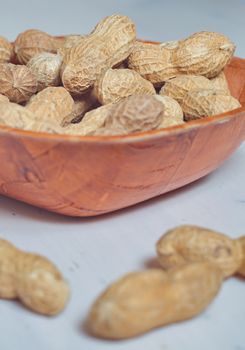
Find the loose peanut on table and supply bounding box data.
[88,262,223,339]
[0,238,69,315]
[0,15,241,136]
[156,225,243,278]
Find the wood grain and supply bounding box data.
[0,52,244,216]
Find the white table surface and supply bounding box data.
[0,1,245,349]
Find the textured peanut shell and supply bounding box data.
[95,68,155,104]
[237,237,245,277]
[160,75,212,104]
[156,225,243,277]
[0,102,64,133]
[62,91,99,126]
[154,95,183,121]
[58,35,85,57]
[27,52,62,91]
[14,29,62,64]
[173,31,235,78]
[0,36,13,63]
[0,238,69,315]
[128,42,179,86]
[104,95,164,134]
[210,71,230,94]
[0,63,37,103]
[88,263,223,339]
[182,89,241,120]
[62,14,136,94]
[64,103,112,135]
[26,86,74,125]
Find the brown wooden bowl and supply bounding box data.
[0,52,244,217]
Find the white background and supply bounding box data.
[0,1,245,349]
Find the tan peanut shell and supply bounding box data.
[237,236,245,277]
[62,91,99,126]
[14,29,62,64]
[58,35,85,57]
[26,86,74,125]
[210,71,230,94]
[88,263,223,339]
[160,75,212,104]
[182,89,241,120]
[154,95,184,121]
[95,68,155,104]
[62,14,136,94]
[0,102,64,133]
[0,238,69,315]
[27,52,62,91]
[173,31,235,78]
[156,225,243,277]
[0,63,37,103]
[104,94,164,134]
[64,103,113,135]
[0,36,13,63]
[128,42,179,85]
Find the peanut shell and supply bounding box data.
[14,29,62,64]
[210,71,230,94]
[173,31,235,78]
[88,263,223,339]
[26,87,74,125]
[0,63,37,103]
[0,36,13,63]
[95,68,155,105]
[182,88,241,120]
[160,75,212,104]
[62,14,136,94]
[27,52,62,91]
[237,236,245,277]
[156,225,243,277]
[128,42,179,86]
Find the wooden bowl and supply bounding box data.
[0,54,244,217]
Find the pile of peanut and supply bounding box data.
[0,15,241,136]
[1,225,245,341]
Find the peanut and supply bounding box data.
[160,75,212,104]
[94,68,155,104]
[210,71,230,94]
[61,14,136,94]
[128,41,179,86]
[0,238,69,315]
[27,52,62,91]
[156,225,243,278]
[58,35,85,57]
[102,94,164,134]
[88,263,223,339]
[182,88,241,120]
[237,236,245,277]
[14,29,63,64]
[0,102,64,133]
[173,31,235,78]
[62,91,99,126]
[154,95,184,121]
[0,36,13,63]
[64,103,116,135]
[0,63,37,103]
[26,86,74,125]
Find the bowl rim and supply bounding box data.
[1,39,244,144]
